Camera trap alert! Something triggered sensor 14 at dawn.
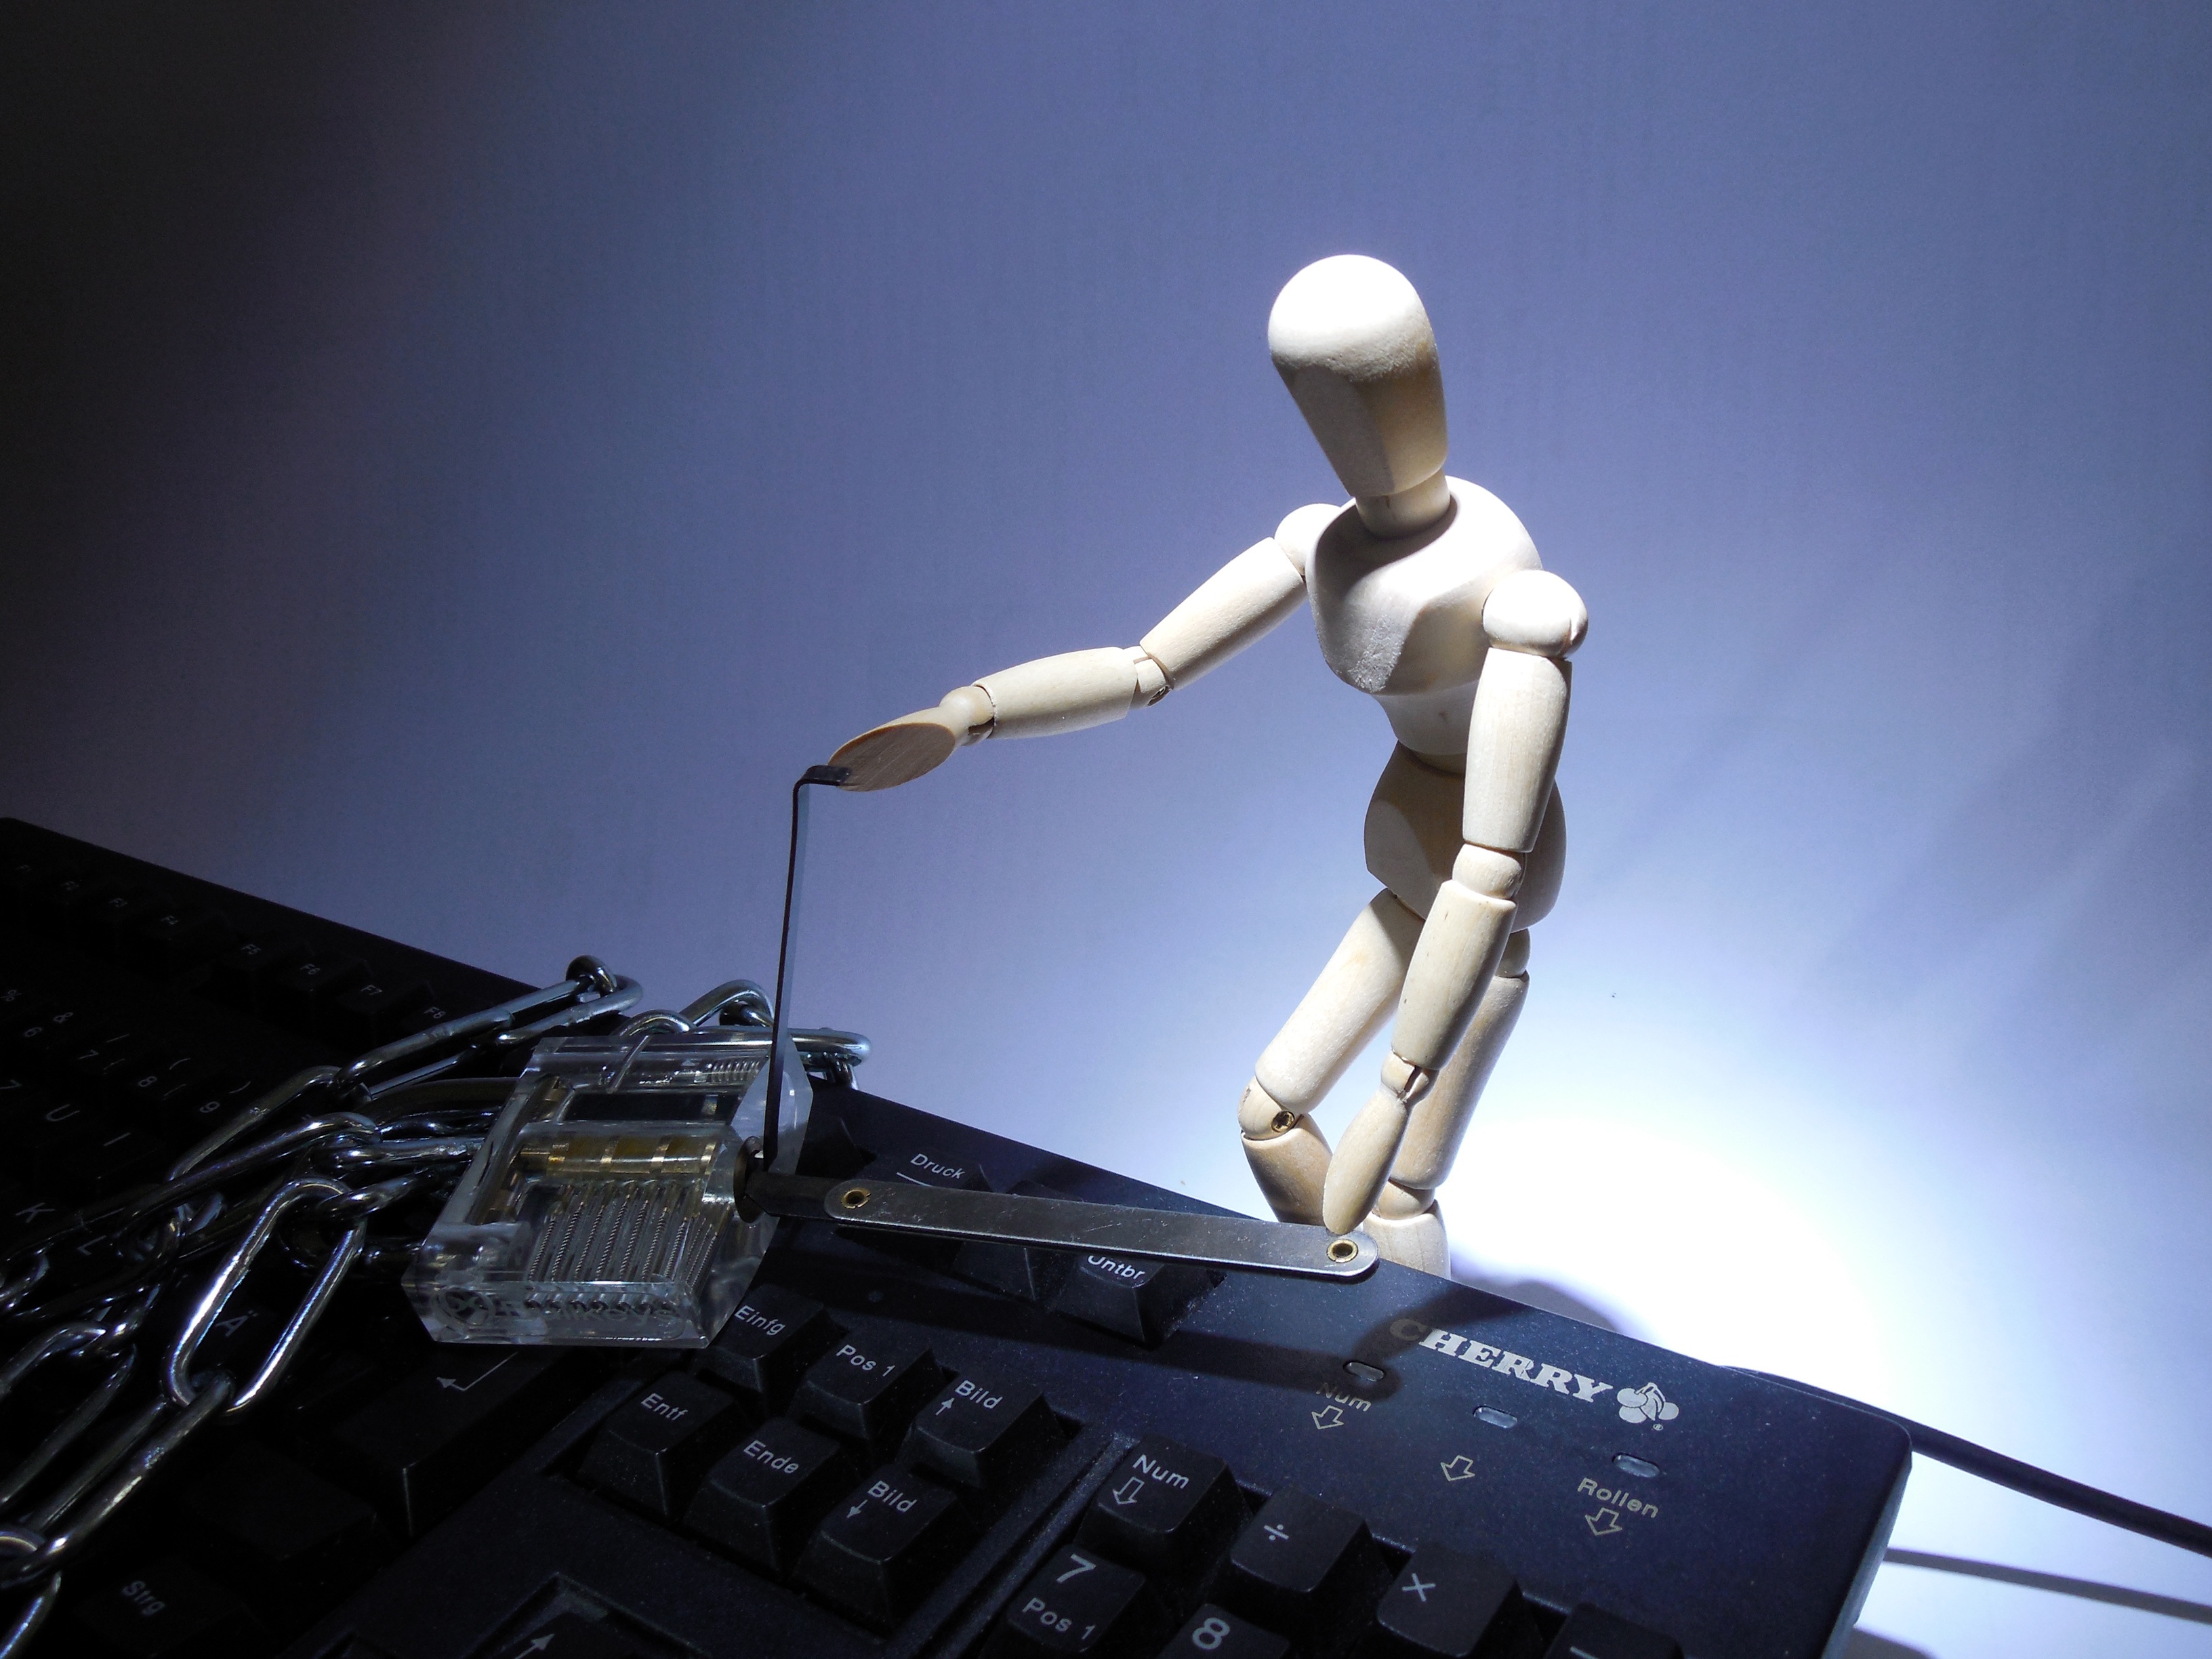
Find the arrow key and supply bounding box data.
[902,1368,1065,1501]
[1077,1438,1242,1604]
[1369,1544,1538,1659]
[489,1610,640,1658]
[794,1465,976,1629]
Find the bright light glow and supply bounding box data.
[1445,1111,1896,1404]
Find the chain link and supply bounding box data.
[0,958,643,1654]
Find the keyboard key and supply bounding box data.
[173,1437,388,1634]
[128,903,236,976]
[953,1179,1079,1303]
[22,867,119,937]
[71,1555,268,1658]
[0,985,51,1031]
[866,1145,992,1191]
[265,953,369,1038]
[691,1282,834,1408]
[1158,1607,1288,1659]
[58,1025,160,1093]
[790,1327,945,1460]
[576,1371,745,1517]
[83,886,172,956]
[0,857,49,921]
[4,996,100,1065]
[794,1465,975,1629]
[851,1145,994,1267]
[1051,1252,1212,1345]
[14,1090,100,1155]
[1370,1545,1538,1659]
[329,977,432,1051]
[260,1345,417,1456]
[329,1347,588,1537]
[109,1049,222,1114]
[1539,1606,1681,1659]
[902,1368,1065,1497]
[1079,1438,1244,1591]
[207,936,308,1012]
[487,1612,641,1658]
[985,1547,1164,1659]
[1214,1488,1387,1658]
[159,1071,262,1138]
[33,1103,174,1196]
[685,1416,857,1574]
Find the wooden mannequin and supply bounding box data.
[831,256,1584,1275]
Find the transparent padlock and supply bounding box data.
[405,1026,811,1345]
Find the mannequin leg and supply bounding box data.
[1362,928,1532,1271]
[1239,888,1422,1224]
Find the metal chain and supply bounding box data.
[0,956,872,1656]
[0,957,643,1656]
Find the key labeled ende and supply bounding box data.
[577,1370,745,1518]
[902,1369,1065,1498]
[1078,1437,1243,1588]
[983,1547,1164,1659]
[687,1415,857,1575]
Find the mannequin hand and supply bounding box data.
[830,687,992,791]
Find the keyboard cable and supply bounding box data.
[1740,1370,2212,1561]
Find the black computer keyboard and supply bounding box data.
[0,817,1908,1659]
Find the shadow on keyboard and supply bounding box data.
[0,819,1909,1659]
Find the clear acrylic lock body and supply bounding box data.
[405,1027,811,1346]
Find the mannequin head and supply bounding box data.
[1268,255,1450,537]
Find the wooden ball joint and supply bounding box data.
[832,257,1584,1276]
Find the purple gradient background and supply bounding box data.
[3,6,2207,1652]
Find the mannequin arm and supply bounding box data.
[832,514,1324,791]
[1320,570,1586,1233]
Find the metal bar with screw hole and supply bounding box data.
[747,1174,1378,1280]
